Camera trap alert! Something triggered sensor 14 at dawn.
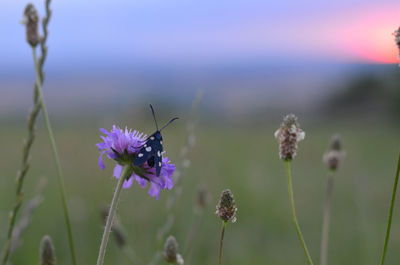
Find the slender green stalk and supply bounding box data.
[1,61,42,265]
[32,47,77,265]
[320,170,335,265]
[218,221,227,265]
[97,165,132,265]
[379,153,400,265]
[286,160,314,265]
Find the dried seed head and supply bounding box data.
[274,114,305,161]
[216,189,237,223]
[395,27,400,60]
[163,236,184,264]
[22,3,40,47]
[40,235,56,265]
[323,134,346,171]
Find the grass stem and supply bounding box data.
[218,221,227,265]
[379,153,400,265]
[286,160,314,265]
[97,165,131,265]
[32,47,77,265]
[320,170,334,265]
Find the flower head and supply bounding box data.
[216,189,237,223]
[323,134,346,171]
[163,236,184,265]
[97,125,176,199]
[22,4,40,47]
[274,114,305,161]
[40,235,56,265]
[394,27,400,60]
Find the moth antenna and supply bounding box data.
[160,117,179,131]
[149,104,159,130]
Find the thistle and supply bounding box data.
[163,236,184,265]
[275,114,314,265]
[274,114,305,161]
[216,189,237,265]
[40,235,56,265]
[320,134,345,265]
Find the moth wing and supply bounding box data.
[133,138,156,166]
[154,141,163,176]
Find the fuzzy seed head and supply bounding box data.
[323,134,346,171]
[216,189,237,223]
[395,27,400,58]
[163,236,184,264]
[23,3,40,47]
[40,235,56,265]
[274,114,305,161]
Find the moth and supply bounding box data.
[133,104,178,176]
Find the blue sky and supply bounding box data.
[1,0,399,69]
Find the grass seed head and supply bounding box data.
[22,3,40,47]
[274,114,305,161]
[323,134,345,171]
[163,236,184,264]
[395,27,400,63]
[40,235,56,265]
[216,189,237,223]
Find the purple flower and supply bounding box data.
[97,125,176,199]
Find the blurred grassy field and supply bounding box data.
[0,115,399,265]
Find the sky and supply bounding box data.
[1,0,400,69]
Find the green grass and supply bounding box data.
[0,117,399,265]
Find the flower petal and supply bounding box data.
[98,151,106,170]
[113,164,122,179]
[123,177,133,189]
[148,183,161,199]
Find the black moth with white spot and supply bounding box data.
[133,104,178,176]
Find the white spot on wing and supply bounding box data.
[158,162,162,167]
[157,151,161,157]
[138,153,143,157]
[146,146,152,152]
[144,144,147,147]
[150,136,155,140]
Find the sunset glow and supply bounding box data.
[335,6,400,64]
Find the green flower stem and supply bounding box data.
[286,160,314,265]
[320,170,335,265]
[97,165,132,265]
[218,221,227,265]
[32,47,77,265]
[379,153,400,265]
